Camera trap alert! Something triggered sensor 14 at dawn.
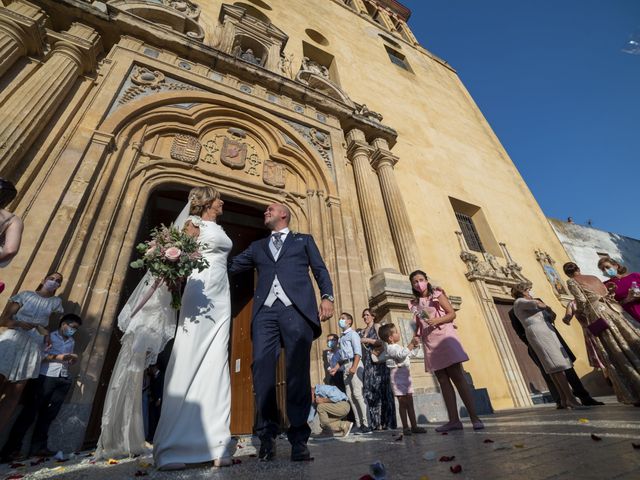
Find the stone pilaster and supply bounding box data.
[370,137,420,274]
[346,128,399,274]
[0,23,102,176]
[0,0,48,77]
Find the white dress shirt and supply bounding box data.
[264,227,293,307]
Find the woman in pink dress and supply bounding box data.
[408,270,483,432]
[598,256,640,323]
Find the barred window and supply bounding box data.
[456,212,485,252]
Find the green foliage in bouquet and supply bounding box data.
[130,224,209,309]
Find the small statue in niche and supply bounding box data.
[234,46,262,66]
[301,57,330,79]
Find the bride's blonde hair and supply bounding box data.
[188,186,220,217]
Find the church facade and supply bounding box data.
[0,0,587,449]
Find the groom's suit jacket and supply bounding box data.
[228,232,333,338]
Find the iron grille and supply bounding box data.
[456,212,485,252]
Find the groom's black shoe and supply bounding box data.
[291,443,311,462]
[258,436,276,462]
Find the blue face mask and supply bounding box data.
[604,268,618,278]
[64,327,77,338]
[327,340,336,349]
[338,318,348,329]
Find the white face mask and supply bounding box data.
[338,318,348,329]
[43,279,61,292]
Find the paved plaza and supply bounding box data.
[1,402,639,480]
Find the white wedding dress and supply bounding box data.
[153,216,235,467]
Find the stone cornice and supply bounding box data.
[0,0,49,55]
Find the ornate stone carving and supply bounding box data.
[131,66,165,86]
[263,159,287,187]
[457,233,529,287]
[535,249,570,299]
[354,103,384,122]
[233,46,263,66]
[283,120,333,170]
[162,0,201,19]
[300,57,329,79]
[113,66,203,110]
[170,134,201,164]
[220,137,248,169]
[200,139,218,164]
[279,52,294,79]
[296,59,353,106]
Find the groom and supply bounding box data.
[229,203,334,461]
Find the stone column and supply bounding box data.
[0,0,48,77]
[346,128,399,273]
[371,138,420,274]
[0,23,101,176]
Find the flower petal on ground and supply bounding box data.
[483,439,495,443]
[578,418,589,424]
[450,465,462,474]
[591,434,602,441]
[439,455,455,462]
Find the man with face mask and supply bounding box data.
[1,314,81,460]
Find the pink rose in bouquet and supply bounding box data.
[164,247,182,262]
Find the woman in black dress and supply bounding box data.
[359,308,397,430]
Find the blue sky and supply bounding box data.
[404,1,640,239]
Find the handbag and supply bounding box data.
[586,317,609,336]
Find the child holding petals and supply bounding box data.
[408,269,484,432]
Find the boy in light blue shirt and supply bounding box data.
[311,384,353,437]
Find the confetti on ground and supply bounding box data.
[514,444,525,449]
[358,475,374,480]
[440,432,448,436]
[134,471,148,477]
[232,459,242,465]
[633,443,640,450]
[137,461,152,468]
[107,459,119,465]
[420,476,430,480]
[591,434,603,441]
[483,439,495,443]
[450,464,462,474]
[5,474,24,479]
[439,455,455,462]
[578,418,589,424]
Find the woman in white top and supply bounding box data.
[0,272,64,432]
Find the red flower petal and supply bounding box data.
[441,432,449,436]
[134,471,149,477]
[591,434,602,441]
[483,439,495,443]
[450,465,463,474]
[359,475,375,480]
[439,455,456,462]
[632,443,640,449]
[232,459,242,465]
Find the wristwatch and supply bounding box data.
[321,294,335,302]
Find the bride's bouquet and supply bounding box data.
[130,225,209,309]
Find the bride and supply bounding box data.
[96,186,235,469]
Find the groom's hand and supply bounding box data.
[319,299,334,322]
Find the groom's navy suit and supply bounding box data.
[229,230,333,445]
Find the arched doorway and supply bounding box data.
[78,94,339,446]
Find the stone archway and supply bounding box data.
[61,93,346,444]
